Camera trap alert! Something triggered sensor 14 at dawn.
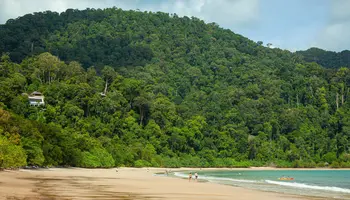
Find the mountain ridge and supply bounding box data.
[0,8,350,169]
[296,47,350,69]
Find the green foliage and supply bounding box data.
[0,8,350,168]
[323,152,337,164]
[134,160,151,168]
[80,148,115,168]
[0,136,27,168]
[274,160,294,168]
[296,48,350,69]
[22,137,45,166]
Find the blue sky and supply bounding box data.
[0,0,349,51]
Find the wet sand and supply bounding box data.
[0,168,323,200]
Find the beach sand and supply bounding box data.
[0,167,322,200]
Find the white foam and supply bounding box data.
[265,180,350,194]
[202,176,257,183]
[173,172,257,183]
[174,172,350,194]
[173,172,188,178]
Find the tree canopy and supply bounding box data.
[0,8,350,168]
[296,47,350,69]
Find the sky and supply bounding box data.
[0,0,349,52]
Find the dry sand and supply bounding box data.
[0,167,322,200]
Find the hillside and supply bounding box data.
[0,8,350,168]
[296,48,350,69]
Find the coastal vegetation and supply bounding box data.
[1,8,350,169]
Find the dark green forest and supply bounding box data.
[296,48,350,69]
[1,8,350,169]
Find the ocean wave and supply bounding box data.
[265,180,350,194]
[173,172,188,178]
[173,172,257,183]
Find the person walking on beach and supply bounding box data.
[189,172,192,182]
[194,172,198,181]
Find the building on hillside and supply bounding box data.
[28,91,45,106]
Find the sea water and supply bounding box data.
[173,170,350,199]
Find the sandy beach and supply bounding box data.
[0,167,324,200]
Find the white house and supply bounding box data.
[28,91,45,106]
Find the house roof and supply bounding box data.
[30,91,43,96]
[29,96,44,100]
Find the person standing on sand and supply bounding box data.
[189,172,192,182]
[194,172,198,181]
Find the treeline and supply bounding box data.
[296,48,350,69]
[0,8,350,169]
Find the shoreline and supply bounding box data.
[3,166,350,171]
[147,166,350,171]
[167,167,349,200]
[0,167,347,200]
[8,166,344,174]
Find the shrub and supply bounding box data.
[322,152,337,164]
[134,160,151,168]
[80,148,115,168]
[0,136,27,168]
[330,161,341,168]
[274,160,293,168]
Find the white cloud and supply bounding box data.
[331,0,350,23]
[0,0,260,30]
[155,0,260,27]
[0,0,139,23]
[313,0,350,51]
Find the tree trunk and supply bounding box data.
[336,92,339,110]
[36,73,43,84]
[48,67,51,85]
[139,107,144,126]
[104,79,108,94]
[296,94,299,107]
[309,86,314,97]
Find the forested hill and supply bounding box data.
[1,8,350,169]
[296,48,350,69]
